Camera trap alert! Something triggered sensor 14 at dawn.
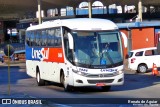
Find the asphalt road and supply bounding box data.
[0,62,160,106]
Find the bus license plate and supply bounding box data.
[96,83,106,86]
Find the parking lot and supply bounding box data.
[0,60,160,107]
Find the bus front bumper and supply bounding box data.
[72,72,124,87]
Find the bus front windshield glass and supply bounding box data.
[71,31,123,68]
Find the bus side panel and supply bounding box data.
[26,60,37,78]
[42,48,64,82]
[26,47,65,83]
[44,48,64,63]
[48,62,63,83]
[36,60,73,84]
[26,47,64,63]
[41,62,61,83]
[60,60,75,86]
[27,61,58,82]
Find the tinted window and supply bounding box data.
[145,49,157,56]
[153,49,158,55]
[35,30,42,46]
[47,28,61,47]
[135,51,143,56]
[26,27,62,47]
[128,52,133,58]
[41,30,48,46]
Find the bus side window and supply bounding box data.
[26,31,30,46]
[48,29,54,46]
[42,29,48,46]
[30,31,34,47]
[55,28,62,47]
[47,35,51,46]
[35,31,38,46]
[51,36,55,46]
[38,30,42,46]
[54,39,58,46]
[27,37,30,46]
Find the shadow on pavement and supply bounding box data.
[112,73,160,91]
[44,71,160,93]
[1,62,160,93]
[0,65,30,85]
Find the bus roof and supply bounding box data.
[26,18,118,31]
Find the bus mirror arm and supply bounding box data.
[68,33,74,49]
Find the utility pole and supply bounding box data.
[37,0,42,24]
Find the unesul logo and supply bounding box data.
[31,48,49,61]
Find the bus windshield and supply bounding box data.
[64,30,123,68]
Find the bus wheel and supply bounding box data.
[101,86,111,92]
[36,71,45,86]
[60,72,72,91]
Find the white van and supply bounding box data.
[128,47,160,73]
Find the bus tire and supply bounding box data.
[101,86,111,91]
[60,72,72,91]
[36,70,45,86]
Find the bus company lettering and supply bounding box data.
[58,53,62,57]
[79,68,88,72]
[32,48,49,61]
[100,69,117,72]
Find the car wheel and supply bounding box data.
[137,64,147,73]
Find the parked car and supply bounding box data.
[128,47,160,73]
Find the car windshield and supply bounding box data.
[70,30,123,68]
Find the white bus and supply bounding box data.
[26,18,124,91]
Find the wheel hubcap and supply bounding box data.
[140,66,146,72]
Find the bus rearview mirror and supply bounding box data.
[68,33,74,49]
[120,32,127,48]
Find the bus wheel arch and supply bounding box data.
[60,69,63,84]
[36,66,45,86]
[60,69,72,91]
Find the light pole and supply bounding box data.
[138,0,142,22]
[88,0,92,18]
[37,0,42,24]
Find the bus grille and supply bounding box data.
[86,73,115,78]
[87,79,114,84]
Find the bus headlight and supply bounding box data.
[72,69,88,76]
[113,70,123,75]
[118,70,123,74]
